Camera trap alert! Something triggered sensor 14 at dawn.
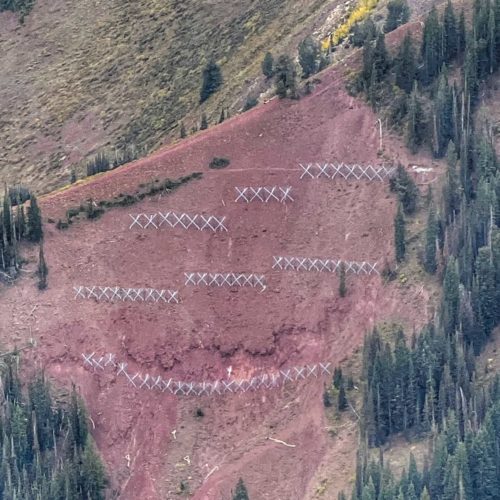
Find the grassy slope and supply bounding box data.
[0,0,341,193]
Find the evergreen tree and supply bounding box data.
[475,246,497,336]
[372,33,390,82]
[394,203,406,262]
[219,109,226,124]
[338,383,348,411]
[179,122,186,139]
[394,33,416,93]
[339,261,347,297]
[443,141,460,222]
[421,7,443,85]
[199,60,223,103]
[424,205,438,274]
[233,478,249,500]
[200,113,208,130]
[442,257,459,335]
[351,17,377,47]
[27,194,43,243]
[389,164,419,215]
[37,242,48,290]
[443,0,458,62]
[80,440,107,500]
[406,82,426,153]
[384,0,410,33]
[262,51,274,78]
[274,55,297,99]
[298,36,320,78]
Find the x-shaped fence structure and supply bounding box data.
[184,273,266,291]
[74,286,180,303]
[235,186,294,203]
[82,352,332,397]
[272,256,379,275]
[129,211,227,232]
[299,163,396,181]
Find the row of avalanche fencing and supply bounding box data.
[82,353,332,397]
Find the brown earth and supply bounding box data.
[1,66,437,499]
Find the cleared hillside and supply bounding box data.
[0,60,439,498]
[0,0,349,193]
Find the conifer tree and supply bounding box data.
[394,33,416,93]
[37,242,48,290]
[384,0,410,33]
[443,0,458,62]
[233,478,249,500]
[298,36,320,78]
[262,52,274,78]
[80,440,107,500]
[406,82,425,153]
[338,383,348,411]
[200,113,208,130]
[274,55,297,99]
[27,194,43,243]
[424,205,438,274]
[442,257,459,335]
[443,141,460,222]
[199,60,223,103]
[394,204,406,263]
[219,109,226,124]
[421,6,443,85]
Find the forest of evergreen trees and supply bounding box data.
[345,375,500,500]
[340,1,500,498]
[0,187,43,279]
[0,359,106,499]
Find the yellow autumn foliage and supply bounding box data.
[322,0,379,49]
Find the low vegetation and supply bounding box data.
[208,157,230,169]
[55,173,202,229]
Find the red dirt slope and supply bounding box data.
[2,67,435,499]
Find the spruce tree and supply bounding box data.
[443,141,460,222]
[406,82,425,153]
[338,384,348,411]
[27,194,43,243]
[219,109,226,124]
[394,203,406,262]
[443,0,458,62]
[233,478,249,500]
[384,0,410,33]
[298,36,320,78]
[37,242,48,290]
[274,55,297,99]
[442,257,459,335]
[395,33,416,93]
[424,205,438,274]
[420,6,443,85]
[80,440,107,500]
[179,122,187,139]
[200,113,208,130]
[199,60,223,103]
[262,52,274,78]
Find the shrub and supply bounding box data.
[243,96,258,111]
[209,157,230,169]
[199,60,223,103]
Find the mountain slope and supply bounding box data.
[1,62,436,498]
[0,0,346,193]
